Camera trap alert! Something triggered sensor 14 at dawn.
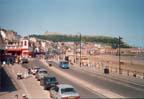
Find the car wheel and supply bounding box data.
[37,77,39,81]
[40,82,42,86]
[44,86,47,90]
[50,94,52,98]
[47,87,50,90]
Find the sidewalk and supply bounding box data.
[0,64,24,99]
[71,63,144,90]
[0,63,50,99]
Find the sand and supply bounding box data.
[90,55,144,73]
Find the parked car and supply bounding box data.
[35,68,48,81]
[40,76,59,90]
[30,66,41,75]
[20,58,29,64]
[59,61,69,69]
[50,84,80,99]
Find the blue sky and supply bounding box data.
[0,0,144,47]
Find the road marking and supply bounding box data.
[41,59,125,98]
[11,65,31,98]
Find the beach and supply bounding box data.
[90,55,144,73]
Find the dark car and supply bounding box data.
[40,76,59,90]
[20,58,29,64]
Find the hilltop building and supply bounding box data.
[44,31,59,35]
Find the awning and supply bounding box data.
[5,48,22,51]
[23,52,32,55]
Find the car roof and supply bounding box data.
[57,84,74,89]
[38,68,47,71]
[44,76,56,78]
[32,66,41,68]
[60,60,68,62]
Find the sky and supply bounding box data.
[0,0,144,47]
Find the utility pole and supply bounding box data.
[118,36,122,74]
[79,33,82,67]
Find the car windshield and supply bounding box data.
[39,71,47,74]
[61,88,76,94]
[61,62,68,65]
[45,77,57,82]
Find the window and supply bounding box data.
[50,77,57,82]
[39,71,47,74]
[24,41,27,46]
[61,88,76,94]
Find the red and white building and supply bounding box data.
[5,39,31,57]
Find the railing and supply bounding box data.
[78,62,144,79]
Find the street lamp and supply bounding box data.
[118,36,122,74]
[78,33,82,67]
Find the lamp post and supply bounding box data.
[118,36,122,74]
[130,52,133,65]
[79,33,82,67]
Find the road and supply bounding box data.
[23,58,144,98]
[56,64,144,98]
[25,59,101,98]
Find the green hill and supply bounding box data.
[29,34,131,48]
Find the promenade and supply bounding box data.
[0,63,50,99]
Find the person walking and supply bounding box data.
[17,71,22,79]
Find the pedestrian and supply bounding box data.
[7,57,10,66]
[22,94,27,99]
[17,71,22,79]
[2,61,6,67]
[28,68,31,74]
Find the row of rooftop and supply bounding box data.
[0,28,144,56]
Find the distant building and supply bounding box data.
[4,38,31,57]
[0,31,4,49]
[43,31,59,35]
[29,37,37,43]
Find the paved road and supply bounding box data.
[23,59,102,98]
[46,60,144,98]
[24,58,144,98]
[58,66,144,98]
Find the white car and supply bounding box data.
[35,68,48,81]
[50,84,80,99]
[30,66,41,75]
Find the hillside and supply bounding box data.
[29,34,131,48]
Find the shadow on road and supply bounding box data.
[0,68,17,93]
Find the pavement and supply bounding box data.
[0,63,50,99]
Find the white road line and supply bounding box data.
[11,66,31,98]
[41,59,125,98]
